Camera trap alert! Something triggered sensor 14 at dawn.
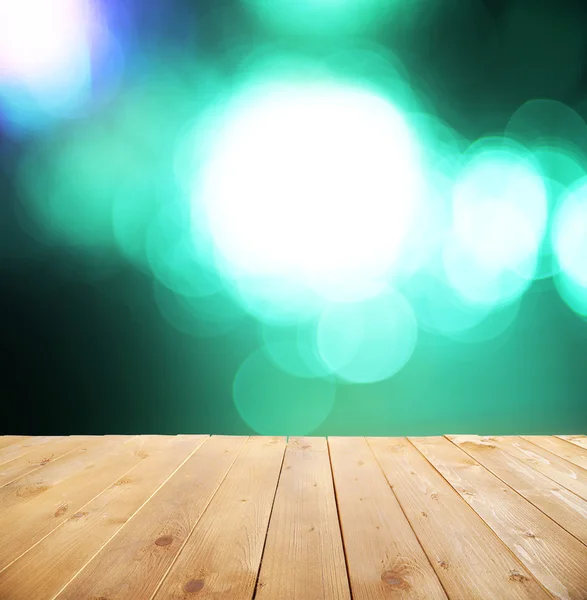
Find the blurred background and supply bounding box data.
[1,0,586,436]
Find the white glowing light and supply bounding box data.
[195,80,423,300]
[452,156,547,272]
[442,148,547,306]
[0,0,98,121]
[0,0,90,83]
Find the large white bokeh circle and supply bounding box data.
[196,80,423,297]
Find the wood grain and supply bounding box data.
[0,435,152,571]
[472,436,587,502]
[0,435,207,600]
[521,436,587,471]
[0,436,56,467]
[255,437,351,600]
[0,435,130,513]
[0,435,90,487]
[0,436,30,451]
[413,436,587,600]
[368,436,552,600]
[448,435,587,545]
[55,435,248,600]
[152,436,286,600]
[329,436,447,600]
[556,436,587,452]
[2,434,586,600]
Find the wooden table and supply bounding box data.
[0,434,586,599]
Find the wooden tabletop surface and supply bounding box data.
[0,434,586,599]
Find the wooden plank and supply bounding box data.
[254,437,351,600]
[55,435,249,600]
[329,437,447,600]
[0,435,91,487]
[477,436,587,502]
[0,436,30,451]
[412,436,587,600]
[557,436,587,452]
[0,435,208,600]
[368,437,553,600]
[151,436,286,600]
[0,435,156,572]
[0,435,131,513]
[448,435,587,546]
[521,436,587,471]
[0,436,57,467]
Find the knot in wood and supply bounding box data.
[184,579,205,593]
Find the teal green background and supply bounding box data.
[1,0,586,436]
[1,260,585,435]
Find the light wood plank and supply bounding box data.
[448,435,587,546]
[368,437,553,600]
[412,436,587,600]
[329,437,447,600]
[521,436,587,471]
[470,436,587,502]
[0,435,91,487]
[0,436,30,450]
[0,435,155,571]
[0,436,57,467]
[0,435,207,600]
[55,435,248,600]
[151,436,286,600]
[556,436,587,452]
[255,437,351,600]
[0,435,131,514]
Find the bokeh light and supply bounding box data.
[193,76,424,312]
[17,122,133,250]
[403,269,493,337]
[233,348,336,435]
[506,99,587,156]
[444,138,547,307]
[7,0,587,427]
[0,0,88,78]
[16,55,220,255]
[0,0,123,130]
[553,272,587,318]
[316,289,418,383]
[553,178,587,317]
[532,177,566,281]
[260,319,331,379]
[153,280,245,339]
[446,298,522,346]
